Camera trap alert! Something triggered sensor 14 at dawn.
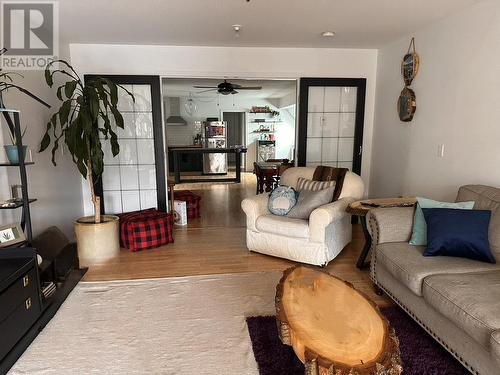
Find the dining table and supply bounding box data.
[253,161,292,194]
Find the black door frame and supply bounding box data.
[84,74,167,213]
[297,78,366,174]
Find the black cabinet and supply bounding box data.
[168,147,203,172]
[0,250,41,363]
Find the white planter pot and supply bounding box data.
[75,215,120,267]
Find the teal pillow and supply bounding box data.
[409,197,475,246]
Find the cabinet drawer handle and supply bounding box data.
[25,297,32,310]
[23,275,29,287]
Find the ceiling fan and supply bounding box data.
[193,80,262,95]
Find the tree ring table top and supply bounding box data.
[346,197,417,217]
[275,266,403,374]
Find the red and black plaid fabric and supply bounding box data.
[118,209,174,252]
[173,190,201,219]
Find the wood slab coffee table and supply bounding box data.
[276,266,402,375]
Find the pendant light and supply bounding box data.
[184,92,197,115]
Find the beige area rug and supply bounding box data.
[9,272,283,375]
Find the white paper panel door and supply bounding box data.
[101,84,157,214]
[305,86,357,171]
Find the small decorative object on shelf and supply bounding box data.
[250,106,280,117]
[0,223,26,248]
[10,184,23,201]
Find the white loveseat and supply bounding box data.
[241,167,364,266]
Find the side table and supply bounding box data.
[347,197,416,269]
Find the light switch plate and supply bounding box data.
[438,144,445,158]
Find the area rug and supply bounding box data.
[246,308,472,375]
[9,271,283,375]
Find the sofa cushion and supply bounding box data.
[422,271,500,350]
[287,186,335,220]
[456,185,500,260]
[256,214,309,239]
[268,186,298,216]
[422,208,495,263]
[296,177,336,192]
[409,197,475,246]
[376,242,499,296]
[492,330,500,368]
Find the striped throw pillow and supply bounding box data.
[296,177,336,192]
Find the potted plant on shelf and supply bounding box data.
[4,126,27,164]
[40,60,134,264]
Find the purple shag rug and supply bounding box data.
[246,307,471,375]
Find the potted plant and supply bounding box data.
[4,126,27,164]
[40,60,134,264]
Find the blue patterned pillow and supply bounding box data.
[268,186,298,216]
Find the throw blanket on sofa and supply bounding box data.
[313,166,348,201]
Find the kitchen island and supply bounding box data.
[171,147,247,184]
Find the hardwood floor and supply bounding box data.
[84,172,391,307]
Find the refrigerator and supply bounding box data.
[203,121,227,175]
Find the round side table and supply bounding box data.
[347,198,416,269]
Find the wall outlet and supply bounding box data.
[437,144,445,158]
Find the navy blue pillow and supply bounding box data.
[422,208,495,263]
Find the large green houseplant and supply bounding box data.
[41,60,133,263]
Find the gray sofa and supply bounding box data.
[369,185,500,375]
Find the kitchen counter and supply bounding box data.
[171,147,247,184]
[167,145,204,174]
[167,145,203,149]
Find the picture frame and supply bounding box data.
[0,223,26,248]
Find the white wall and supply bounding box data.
[0,71,83,238]
[70,44,378,199]
[370,0,500,201]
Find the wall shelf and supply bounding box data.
[250,120,282,124]
[0,199,37,210]
[0,162,34,167]
[0,109,34,244]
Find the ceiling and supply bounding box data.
[162,78,296,99]
[59,0,481,48]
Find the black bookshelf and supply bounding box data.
[0,109,34,244]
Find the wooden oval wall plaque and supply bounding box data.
[398,87,416,122]
[401,38,420,86]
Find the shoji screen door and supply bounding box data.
[297,78,366,174]
[85,75,166,214]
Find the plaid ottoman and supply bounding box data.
[173,190,201,219]
[118,209,174,252]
